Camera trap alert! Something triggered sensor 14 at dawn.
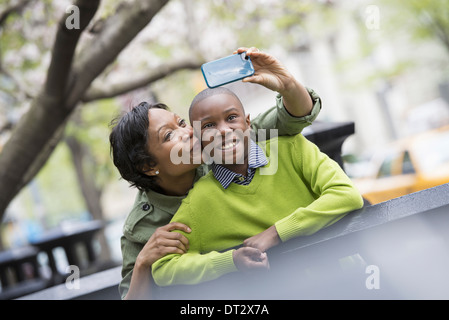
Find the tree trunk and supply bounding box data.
[65,133,112,263]
[0,0,171,219]
[0,94,76,214]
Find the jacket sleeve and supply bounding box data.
[275,134,364,242]
[250,88,321,139]
[151,204,237,286]
[118,235,144,299]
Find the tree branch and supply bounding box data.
[418,7,449,55]
[428,12,449,55]
[0,0,100,216]
[0,0,34,28]
[66,0,170,108]
[0,0,173,217]
[0,65,36,100]
[45,0,100,100]
[82,57,203,102]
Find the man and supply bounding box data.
[151,87,363,287]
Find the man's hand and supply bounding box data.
[243,225,281,253]
[232,247,270,272]
[234,47,292,94]
[234,47,314,117]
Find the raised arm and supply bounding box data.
[236,47,321,137]
[236,47,314,117]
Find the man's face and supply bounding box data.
[190,93,251,165]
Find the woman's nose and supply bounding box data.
[181,125,193,141]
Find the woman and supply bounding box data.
[109,47,322,299]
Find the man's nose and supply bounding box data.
[216,121,232,136]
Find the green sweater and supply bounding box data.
[152,134,364,286]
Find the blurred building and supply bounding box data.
[231,1,449,167]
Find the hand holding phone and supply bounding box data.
[201,52,255,88]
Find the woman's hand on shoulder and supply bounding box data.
[136,222,191,268]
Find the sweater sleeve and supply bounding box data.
[151,203,237,286]
[275,135,364,242]
[250,88,321,139]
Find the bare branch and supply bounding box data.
[0,65,36,99]
[427,11,449,55]
[45,0,100,100]
[0,0,34,28]
[66,0,170,108]
[82,57,203,102]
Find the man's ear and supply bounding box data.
[245,114,251,128]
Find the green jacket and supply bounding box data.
[119,89,321,298]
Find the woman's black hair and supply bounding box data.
[109,101,168,192]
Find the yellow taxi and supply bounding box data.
[353,125,449,204]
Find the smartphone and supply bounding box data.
[201,52,255,88]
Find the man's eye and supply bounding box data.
[228,115,237,121]
[179,119,186,127]
[202,123,214,129]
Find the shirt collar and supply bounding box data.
[211,140,268,189]
[248,139,269,169]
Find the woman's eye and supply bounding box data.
[179,119,186,127]
[164,131,173,141]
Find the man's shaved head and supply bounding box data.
[189,87,244,122]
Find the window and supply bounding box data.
[377,153,395,178]
[401,151,415,174]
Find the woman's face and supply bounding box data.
[146,108,202,178]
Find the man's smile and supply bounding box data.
[218,139,239,151]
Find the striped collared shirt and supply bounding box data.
[211,140,268,189]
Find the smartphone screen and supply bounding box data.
[201,52,255,88]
